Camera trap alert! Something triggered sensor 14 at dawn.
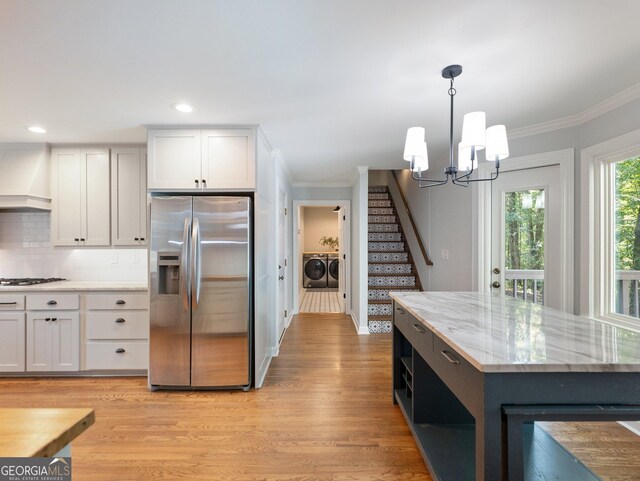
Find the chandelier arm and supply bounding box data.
[418,177,450,188]
[453,166,501,184]
[412,170,450,187]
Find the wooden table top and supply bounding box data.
[0,408,95,457]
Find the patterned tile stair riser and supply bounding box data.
[367,186,423,333]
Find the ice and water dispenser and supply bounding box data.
[158,252,180,295]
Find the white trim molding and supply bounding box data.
[509,81,640,139]
[580,128,640,330]
[476,149,574,313]
[351,312,370,335]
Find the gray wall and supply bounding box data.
[398,97,640,313]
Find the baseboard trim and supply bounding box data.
[351,312,370,335]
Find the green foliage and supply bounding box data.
[504,190,545,270]
[319,236,339,250]
[615,157,640,271]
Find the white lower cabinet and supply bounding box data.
[0,312,26,372]
[26,311,80,371]
[85,292,149,371]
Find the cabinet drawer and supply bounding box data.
[86,341,148,370]
[86,293,147,310]
[0,294,25,310]
[86,311,149,340]
[430,335,482,410]
[393,302,432,359]
[27,294,79,310]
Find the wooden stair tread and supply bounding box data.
[369,286,420,290]
[368,315,393,321]
[368,300,393,305]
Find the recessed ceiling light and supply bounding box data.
[172,103,194,113]
[27,126,47,134]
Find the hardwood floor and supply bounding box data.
[0,313,430,481]
[539,421,640,481]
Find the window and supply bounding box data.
[613,157,640,318]
[581,129,640,330]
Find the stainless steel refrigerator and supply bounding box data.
[149,196,252,390]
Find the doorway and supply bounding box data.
[477,149,574,312]
[293,200,350,315]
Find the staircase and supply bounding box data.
[368,186,422,333]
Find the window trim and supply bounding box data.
[580,128,640,330]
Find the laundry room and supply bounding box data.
[298,205,342,313]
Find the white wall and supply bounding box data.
[351,167,369,334]
[302,206,339,253]
[0,212,147,281]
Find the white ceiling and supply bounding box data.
[2,0,640,183]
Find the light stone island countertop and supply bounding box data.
[0,280,148,292]
[390,291,640,373]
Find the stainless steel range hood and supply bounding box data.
[0,144,51,211]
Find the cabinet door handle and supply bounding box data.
[140,237,145,241]
[115,348,126,354]
[80,238,85,242]
[134,237,139,241]
[45,318,51,322]
[397,307,406,314]
[51,318,57,322]
[202,179,207,185]
[115,318,126,323]
[412,323,426,333]
[0,302,17,305]
[441,350,460,366]
[74,238,79,242]
[194,179,199,187]
[116,300,126,305]
[47,300,57,305]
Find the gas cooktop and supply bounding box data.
[0,278,66,286]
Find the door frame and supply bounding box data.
[276,178,289,341]
[292,200,351,316]
[475,148,575,313]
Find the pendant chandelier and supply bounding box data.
[403,64,509,187]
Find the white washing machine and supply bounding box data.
[327,253,339,288]
[303,254,328,288]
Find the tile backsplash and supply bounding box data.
[0,212,147,281]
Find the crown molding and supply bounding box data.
[509,81,640,139]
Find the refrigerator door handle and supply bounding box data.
[181,217,191,310]
[191,216,201,311]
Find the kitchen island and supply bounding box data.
[391,291,640,481]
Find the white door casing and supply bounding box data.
[276,180,288,343]
[476,149,574,313]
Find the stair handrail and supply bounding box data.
[390,170,433,266]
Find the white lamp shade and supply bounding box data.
[457,143,477,171]
[404,127,425,162]
[411,142,429,172]
[460,111,486,150]
[485,124,509,161]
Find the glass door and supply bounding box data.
[491,165,562,309]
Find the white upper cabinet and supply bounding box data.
[202,129,256,189]
[111,147,147,246]
[147,129,202,189]
[51,148,110,246]
[147,128,255,190]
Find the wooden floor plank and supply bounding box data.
[0,313,430,480]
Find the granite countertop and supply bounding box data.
[0,408,94,457]
[0,280,148,292]
[390,291,640,373]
